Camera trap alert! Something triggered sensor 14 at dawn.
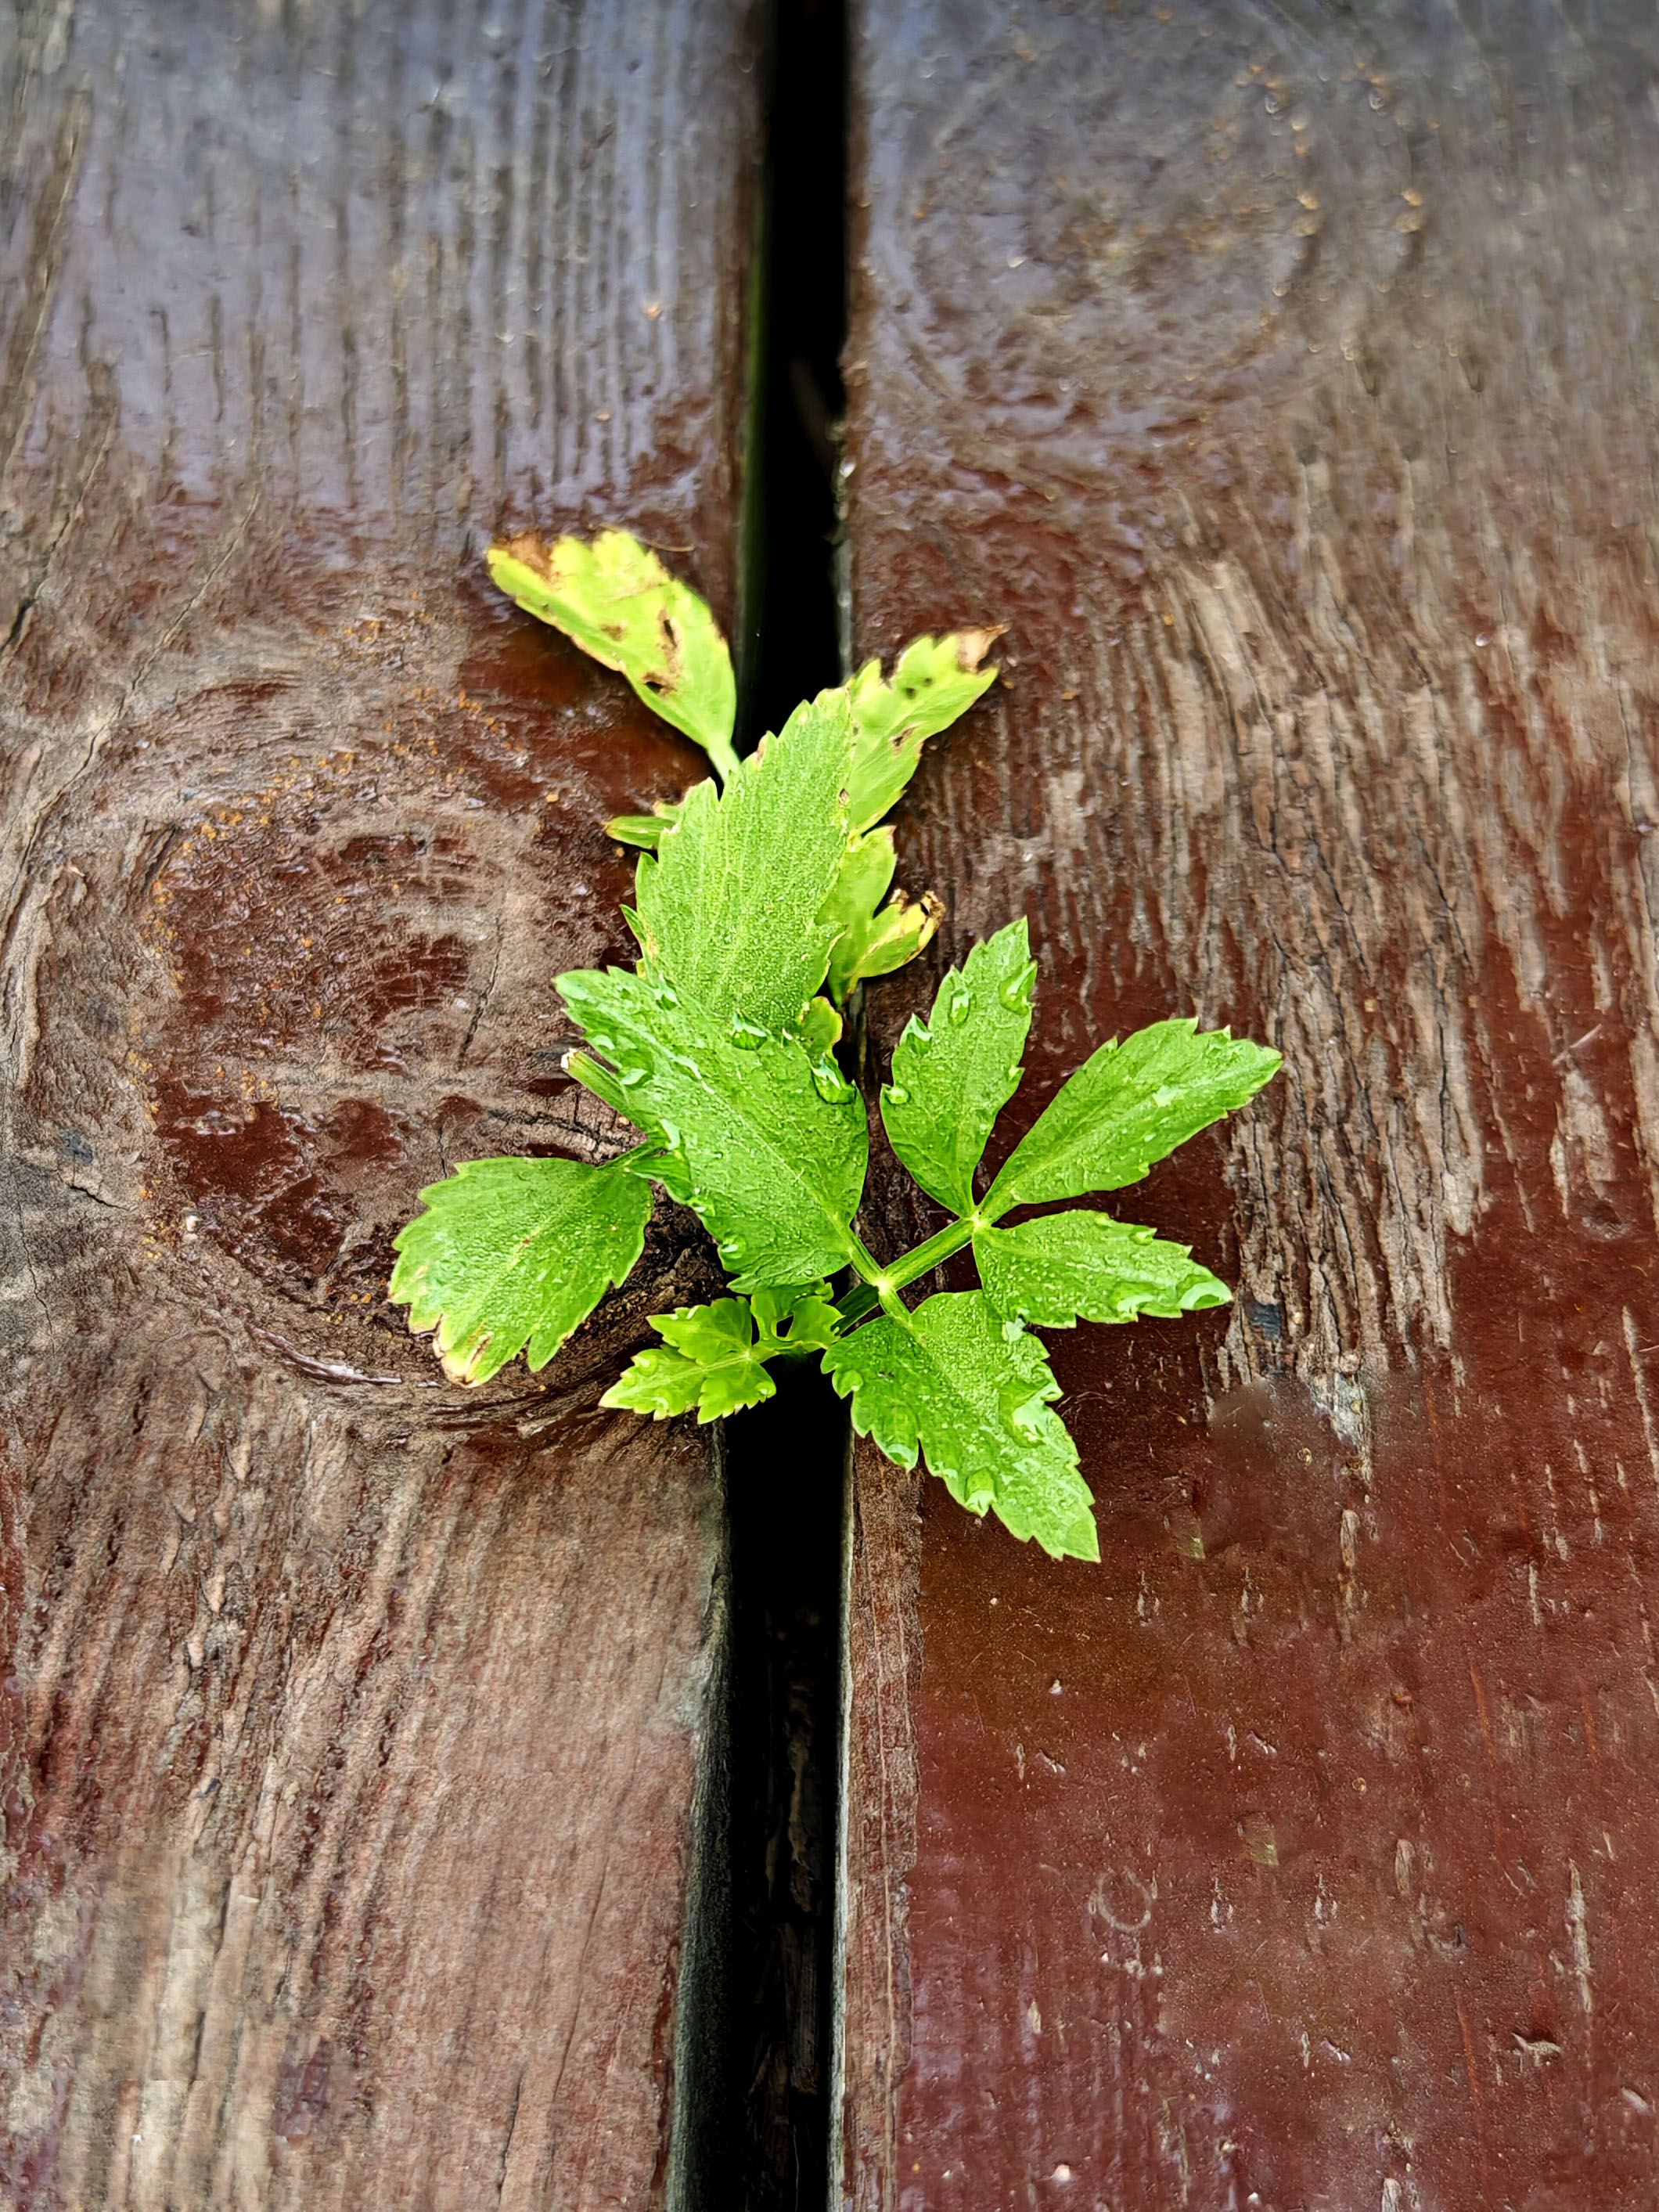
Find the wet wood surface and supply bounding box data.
[838,4,1659,2207]
[0,4,754,2203]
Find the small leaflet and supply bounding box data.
[821,827,944,1002]
[983,1019,1282,1217]
[880,919,1037,1216]
[844,631,1001,831]
[974,1211,1230,1329]
[790,996,844,1060]
[633,688,856,1036]
[557,964,868,1293]
[834,887,944,1000]
[606,802,683,852]
[390,1154,652,1385]
[823,1290,1099,1561]
[603,1286,841,1423]
[488,528,739,780]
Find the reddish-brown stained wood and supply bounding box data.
[837,5,1659,2207]
[0,5,755,2203]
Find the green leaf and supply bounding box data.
[984,1019,1281,1219]
[823,1291,1098,1561]
[557,965,868,1292]
[603,1298,777,1421]
[750,1283,842,1351]
[488,529,739,781]
[823,829,894,967]
[880,920,1036,1216]
[606,802,684,853]
[821,827,942,1002]
[975,1211,1230,1329]
[602,1284,844,1422]
[790,996,844,1059]
[845,631,999,833]
[632,688,855,1034]
[390,1154,652,1385]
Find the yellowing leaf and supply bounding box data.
[606,802,682,852]
[837,887,944,998]
[488,528,739,780]
[844,629,1000,832]
[821,826,944,1002]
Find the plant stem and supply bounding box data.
[885,1214,976,1291]
[833,1212,979,1329]
[843,1229,887,1284]
[835,1281,882,1328]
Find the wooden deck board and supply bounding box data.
[0,5,756,2203]
[837,5,1659,2207]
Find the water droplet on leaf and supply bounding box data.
[887,1083,909,1105]
[949,991,973,1026]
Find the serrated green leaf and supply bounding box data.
[656,1296,767,1366]
[982,1018,1280,1219]
[601,1284,844,1422]
[844,631,999,832]
[389,1154,651,1385]
[632,688,855,1034]
[975,1211,1230,1329]
[880,920,1037,1216]
[603,1340,772,1421]
[750,1283,842,1351]
[821,827,943,1002]
[558,965,867,1292]
[603,1298,776,1421]
[822,1290,1098,1561]
[488,529,738,780]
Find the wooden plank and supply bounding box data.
[0,5,755,2203]
[837,5,1659,2207]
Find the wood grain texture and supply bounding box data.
[0,2,757,2203]
[837,5,1659,2207]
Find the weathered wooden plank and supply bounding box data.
[0,4,756,2203]
[837,5,1659,2207]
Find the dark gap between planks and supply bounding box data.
[728,0,851,2199]
[682,2,851,2209]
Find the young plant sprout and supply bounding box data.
[390,530,1279,1561]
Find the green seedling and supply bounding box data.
[393,531,1279,1560]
